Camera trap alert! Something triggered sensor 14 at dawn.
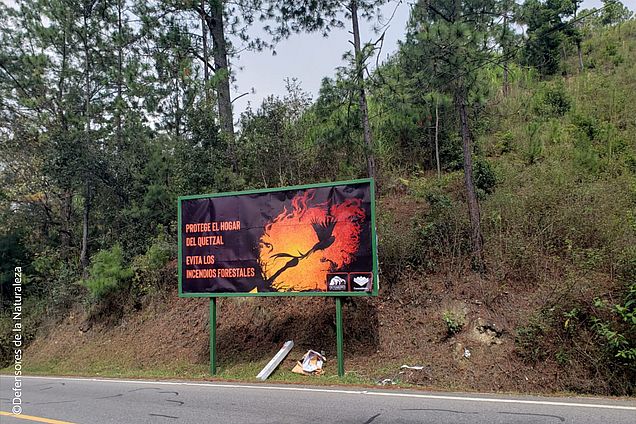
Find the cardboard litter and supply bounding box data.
[291,350,326,376]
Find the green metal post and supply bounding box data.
[335,297,344,377]
[210,297,217,375]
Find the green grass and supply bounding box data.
[3,358,375,387]
[5,361,210,380]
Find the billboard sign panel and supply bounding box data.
[178,179,378,297]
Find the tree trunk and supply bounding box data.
[116,0,123,146]
[201,0,210,103]
[61,190,73,258]
[207,0,236,169]
[80,182,91,275]
[574,8,584,72]
[455,87,485,272]
[57,17,68,125]
[58,20,71,258]
[81,9,92,274]
[210,23,232,137]
[503,62,509,96]
[174,65,181,137]
[435,96,441,178]
[502,11,509,96]
[350,1,376,181]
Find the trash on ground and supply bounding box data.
[256,340,294,381]
[377,364,431,386]
[291,350,326,376]
[463,348,471,359]
[400,365,424,370]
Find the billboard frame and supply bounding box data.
[178,178,378,377]
[177,178,378,298]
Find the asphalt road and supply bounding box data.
[1,375,635,424]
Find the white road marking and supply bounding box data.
[3,375,635,411]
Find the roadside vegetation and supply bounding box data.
[1,0,634,395]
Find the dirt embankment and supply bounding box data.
[25,268,593,394]
[24,195,626,395]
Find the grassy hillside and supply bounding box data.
[4,20,636,397]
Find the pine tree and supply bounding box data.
[521,0,577,76]
[403,0,505,271]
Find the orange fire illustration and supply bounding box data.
[258,190,365,291]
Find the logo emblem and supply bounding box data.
[326,273,348,291]
[350,273,373,291]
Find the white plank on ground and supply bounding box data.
[256,340,294,381]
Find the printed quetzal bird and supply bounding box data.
[265,216,337,284]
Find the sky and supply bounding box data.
[230,1,412,116]
[230,0,609,116]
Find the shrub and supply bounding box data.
[574,139,600,174]
[515,314,551,363]
[593,284,636,364]
[442,310,465,336]
[132,229,175,297]
[411,191,470,271]
[381,174,470,276]
[533,82,571,118]
[495,130,514,154]
[473,158,497,196]
[617,247,636,283]
[377,210,419,285]
[572,113,600,142]
[524,121,544,164]
[81,244,133,301]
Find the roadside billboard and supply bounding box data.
[178,179,378,297]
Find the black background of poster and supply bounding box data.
[180,182,373,294]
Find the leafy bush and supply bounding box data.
[515,315,551,363]
[617,247,636,283]
[442,310,465,336]
[593,284,636,363]
[81,244,133,301]
[142,235,172,270]
[379,174,471,277]
[524,121,544,164]
[473,158,497,196]
[533,82,571,118]
[572,113,600,142]
[412,191,470,271]
[574,138,600,174]
[377,210,419,285]
[132,229,175,297]
[0,231,33,306]
[495,130,514,154]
